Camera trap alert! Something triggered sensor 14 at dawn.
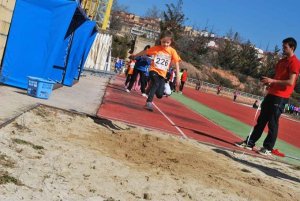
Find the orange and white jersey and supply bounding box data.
[127,60,135,75]
[146,46,181,78]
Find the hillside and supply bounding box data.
[180,61,264,96]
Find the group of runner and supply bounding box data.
[121,31,188,111]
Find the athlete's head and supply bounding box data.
[144,45,151,50]
[159,31,174,48]
[282,37,297,56]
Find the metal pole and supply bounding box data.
[101,0,113,30]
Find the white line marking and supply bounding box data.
[173,98,240,141]
[152,102,187,139]
[282,114,300,123]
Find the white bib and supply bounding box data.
[154,54,171,71]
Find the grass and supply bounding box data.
[0,171,22,186]
[0,153,15,168]
[171,93,300,165]
[290,165,300,171]
[13,122,30,132]
[12,138,44,150]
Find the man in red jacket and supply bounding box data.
[179,69,188,93]
[235,37,300,156]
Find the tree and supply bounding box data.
[144,5,162,19]
[226,29,242,43]
[111,35,132,59]
[259,45,280,78]
[236,40,261,77]
[112,0,128,12]
[217,39,239,70]
[109,14,122,31]
[109,0,129,31]
[160,0,186,41]
[217,29,245,70]
[177,31,212,66]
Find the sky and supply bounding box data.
[116,0,300,56]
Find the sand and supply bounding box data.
[0,106,299,201]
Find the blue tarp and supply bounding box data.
[51,7,88,84]
[63,20,96,86]
[74,27,97,80]
[0,0,77,89]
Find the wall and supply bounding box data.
[0,0,16,65]
[133,36,155,54]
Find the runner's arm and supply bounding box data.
[175,62,181,91]
[129,50,147,59]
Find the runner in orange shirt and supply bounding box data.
[130,31,181,111]
[124,59,135,87]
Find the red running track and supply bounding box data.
[183,87,300,148]
[98,76,244,150]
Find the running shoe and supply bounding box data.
[144,102,153,111]
[234,141,254,150]
[258,147,272,156]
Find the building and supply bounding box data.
[255,47,264,59]
[183,26,215,38]
[112,11,161,39]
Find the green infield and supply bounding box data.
[172,93,300,165]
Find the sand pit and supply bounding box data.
[0,106,299,201]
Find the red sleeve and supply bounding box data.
[290,60,300,74]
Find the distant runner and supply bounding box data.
[126,45,151,97]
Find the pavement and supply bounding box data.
[0,72,109,125]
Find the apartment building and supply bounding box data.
[113,11,160,39]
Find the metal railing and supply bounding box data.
[187,77,264,101]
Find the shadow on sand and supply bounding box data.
[213,148,300,184]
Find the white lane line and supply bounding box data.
[152,102,187,139]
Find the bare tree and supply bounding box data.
[226,28,243,43]
[160,0,186,40]
[144,5,162,19]
[112,0,128,12]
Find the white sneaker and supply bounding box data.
[258,147,272,156]
[142,93,148,98]
[125,89,130,93]
[234,141,254,150]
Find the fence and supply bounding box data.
[187,77,264,104]
[84,33,112,72]
[107,56,265,104]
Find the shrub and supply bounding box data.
[210,72,234,88]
